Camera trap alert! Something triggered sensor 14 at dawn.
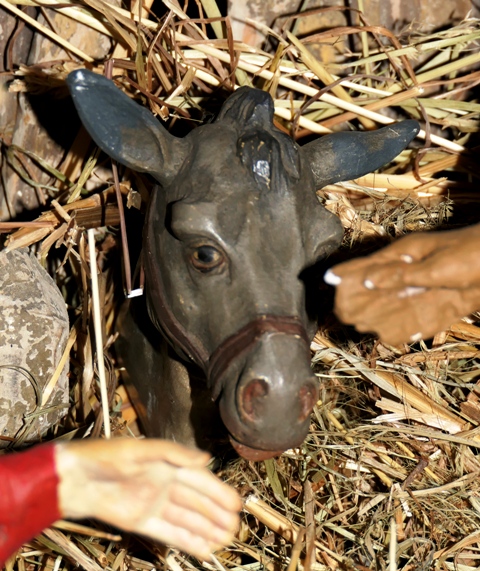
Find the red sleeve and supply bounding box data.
[0,444,61,565]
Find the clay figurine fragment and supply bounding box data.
[327,223,480,345]
[67,69,419,459]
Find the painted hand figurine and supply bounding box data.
[0,439,241,565]
[325,223,480,345]
[56,439,241,558]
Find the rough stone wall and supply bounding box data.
[228,0,477,54]
[0,8,34,219]
[0,8,112,220]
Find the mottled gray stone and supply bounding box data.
[0,248,69,448]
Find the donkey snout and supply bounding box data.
[239,376,317,424]
[298,382,317,422]
[239,377,269,422]
[219,332,318,456]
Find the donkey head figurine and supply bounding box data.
[68,70,419,459]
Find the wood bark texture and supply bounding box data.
[0,8,112,220]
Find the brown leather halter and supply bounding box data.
[144,251,310,398]
[207,315,310,399]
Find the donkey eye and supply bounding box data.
[191,245,224,273]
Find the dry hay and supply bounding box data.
[1,1,480,570]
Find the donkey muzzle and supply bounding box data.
[209,315,318,458]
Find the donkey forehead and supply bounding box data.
[166,122,312,245]
[178,121,302,198]
[183,125,243,185]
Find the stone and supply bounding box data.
[0,248,69,448]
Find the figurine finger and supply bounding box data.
[362,231,443,262]
[176,467,243,511]
[141,440,212,468]
[327,256,403,289]
[160,502,236,546]
[335,288,428,344]
[358,248,474,290]
[333,286,388,324]
[353,303,426,345]
[169,481,240,532]
[136,516,218,560]
[69,438,211,470]
[354,288,480,346]
[328,256,379,281]
[414,250,480,289]
[357,261,423,289]
[328,232,447,286]
[450,287,480,321]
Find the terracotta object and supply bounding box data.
[67,69,418,459]
[326,224,480,346]
[0,248,69,448]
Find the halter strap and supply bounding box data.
[144,243,309,396]
[207,315,309,398]
[142,242,207,367]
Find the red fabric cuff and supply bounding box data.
[0,444,60,565]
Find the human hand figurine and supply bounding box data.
[325,224,480,346]
[55,439,241,560]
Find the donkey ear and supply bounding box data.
[302,120,420,189]
[67,69,188,186]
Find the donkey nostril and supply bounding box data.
[298,384,317,422]
[241,378,269,422]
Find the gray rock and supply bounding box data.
[0,248,69,448]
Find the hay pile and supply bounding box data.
[2,1,480,569]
